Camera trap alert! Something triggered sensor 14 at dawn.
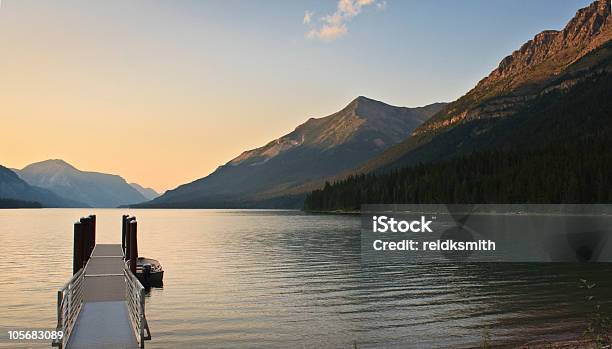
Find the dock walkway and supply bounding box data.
[66,244,138,349]
[53,215,150,349]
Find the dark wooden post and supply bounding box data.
[129,220,138,274]
[122,215,129,257]
[80,217,91,262]
[73,222,84,274]
[89,214,96,253]
[125,217,131,261]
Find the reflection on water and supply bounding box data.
[0,209,611,348]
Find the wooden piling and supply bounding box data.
[73,222,84,274]
[129,220,138,274]
[80,217,91,263]
[89,215,96,253]
[125,216,132,261]
[122,215,129,257]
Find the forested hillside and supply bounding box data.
[304,138,612,211]
[0,198,42,209]
[304,70,612,210]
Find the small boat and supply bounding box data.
[136,257,164,288]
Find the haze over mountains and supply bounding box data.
[0,165,85,207]
[139,97,445,208]
[129,183,160,201]
[13,160,150,208]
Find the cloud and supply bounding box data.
[304,0,385,42]
[303,10,314,25]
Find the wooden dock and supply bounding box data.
[52,216,151,348]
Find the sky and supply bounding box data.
[0,0,593,192]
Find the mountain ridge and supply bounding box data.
[304,65,612,209]
[0,165,86,207]
[352,0,612,174]
[129,183,160,200]
[227,97,443,167]
[16,159,149,208]
[412,0,611,138]
[138,97,446,208]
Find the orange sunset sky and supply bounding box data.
[0,1,588,192]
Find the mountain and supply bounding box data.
[0,165,85,207]
[139,97,446,208]
[129,183,160,200]
[304,0,612,210]
[419,0,611,135]
[358,0,611,173]
[16,160,148,208]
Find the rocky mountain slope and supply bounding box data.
[16,160,148,207]
[358,0,612,173]
[0,165,85,207]
[419,0,610,135]
[139,97,445,208]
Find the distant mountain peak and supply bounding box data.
[35,159,72,166]
[346,96,402,119]
[227,96,441,167]
[141,97,446,208]
[0,165,86,207]
[16,159,147,207]
[23,159,78,172]
[348,95,381,106]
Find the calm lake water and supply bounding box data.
[1,209,612,348]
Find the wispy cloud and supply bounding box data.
[303,10,314,25]
[304,0,385,42]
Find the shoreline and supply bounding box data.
[304,209,612,217]
[512,338,605,349]
[480,332,612,349]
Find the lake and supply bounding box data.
[1,209,611,348]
